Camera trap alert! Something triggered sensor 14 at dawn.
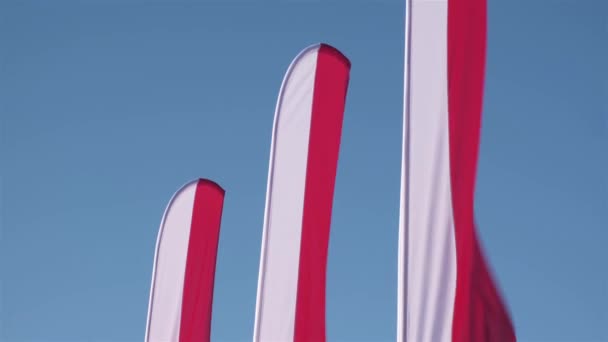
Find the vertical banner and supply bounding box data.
[253,43,351,342]
[397,0,516,341]
[145,179,225,342]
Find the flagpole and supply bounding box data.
[397,0,413,341]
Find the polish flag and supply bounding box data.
[145,178,225,342]
[253,43,351,342]
[396,0,516,341]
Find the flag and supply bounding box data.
[253,43,351,342]
[145,178,225,342]
[396,0,516,341]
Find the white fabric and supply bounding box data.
[145,181,197,342]
[253,44,320,342]
[397,1,458,342]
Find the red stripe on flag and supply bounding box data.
[447,0,515,341]
[293,44,351,342]
[179,179,225,342]
[472,232,517,341]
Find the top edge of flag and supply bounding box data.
[317,43,351,69]
[196,178,226,194]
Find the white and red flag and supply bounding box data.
[397,0,516,341]
[253,43,351,342]
[145,178,225,342]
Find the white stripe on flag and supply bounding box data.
[398,1,457,341]
[146,181,197,342]
[254,45,318,341]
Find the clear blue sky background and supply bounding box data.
[1,0,606,341]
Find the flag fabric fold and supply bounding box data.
[145,178,225,342]
[253,43,351,342]
[397,0,515,341]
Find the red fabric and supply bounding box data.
[447,0,515,341]
[471,232,517,341]
[293,44,351,342]
[179,179,225,342]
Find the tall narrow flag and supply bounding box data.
[145,178,225,342]
[397,0,516,341]
[253,43,351,342]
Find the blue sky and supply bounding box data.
[1,0,606,341]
